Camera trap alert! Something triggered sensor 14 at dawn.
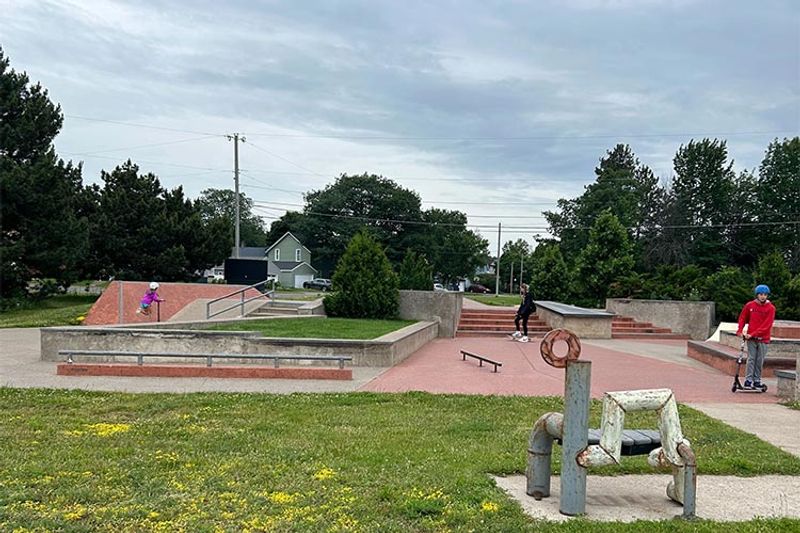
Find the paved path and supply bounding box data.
[360,337,778,403]
[688,403,800,458]
[494,474,800,522]
[0,328,384,394]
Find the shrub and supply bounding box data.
[703,266,752,321]
[323,231,399,318]
[398,251,433,291]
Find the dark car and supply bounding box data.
[303,278,332,291]
[468,283,491,294]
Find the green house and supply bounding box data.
[265,232,318,288]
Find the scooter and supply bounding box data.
[731,337,768,393]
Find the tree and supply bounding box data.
[498,239,532,293]
[88,161,227,281]
[668,138,737,267]
[398,251,433,290]
[544,144,663,262]
[529,243,569,300]
[409,208,490,284]
[703,266,752,321]
[753,251,792,303]
[756,137,800,270]
[323,231,399,318]
[0,47,89,296]
[575,211,635,306]
[195,188,268,249]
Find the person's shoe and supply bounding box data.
[518,336,529,343]
[135,308,141,314]
[511,331,522,339]
[753,381,763,388]
[743,380,752,388]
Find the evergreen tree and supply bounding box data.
[323,231,399,318]
[756,137,800,270]
[0,47,89,296]
[398,251,433,290]
[529,243,569,300]
[575,211,635,306]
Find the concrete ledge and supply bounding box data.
[606,298,714,340]
[773,321,800,339]
[41,320,438,368]
[719,331,800,358]
[776,370,797,401]
[399,290,462,338]
[687,340,795,377]
[57,363,351,380]
[535,301,613,339]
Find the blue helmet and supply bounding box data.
[754,284,770,296]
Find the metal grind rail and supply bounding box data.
[205,279,276,319]
[59,350,352,369]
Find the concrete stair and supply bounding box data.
[456,309,548,337]
[612,316,690,340]
[250,300,307,317]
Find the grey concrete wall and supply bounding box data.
[606,298,715,340]
[40,320,437,367]
[398,290,463,338]
[536,306,612,339]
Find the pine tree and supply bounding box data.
[575,211,635,306]
[398,251,433,291]
[324,231,399,318]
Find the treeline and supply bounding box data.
[488,140,800,320]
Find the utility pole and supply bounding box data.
[509,262,514,295]
[520,254,524,288]
[227,133,246,258]
[495,223,501,296]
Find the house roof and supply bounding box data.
[265,232,312,255]
[273,261,318,273]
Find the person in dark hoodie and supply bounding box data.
[735,284,776,389]
[511,283,534,343]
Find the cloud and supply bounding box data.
[3,0,798,249]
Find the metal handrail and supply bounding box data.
[60,350,352,369]
[206,279,275,319]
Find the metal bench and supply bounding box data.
[558,429,662,456]
[59,350,352,369]
[460,350,502,372]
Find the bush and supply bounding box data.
[323,231,399,319]
[703,266,752,321]
[398,251,433,291]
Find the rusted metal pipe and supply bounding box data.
[560,360,591,516]
[526,412,563,499]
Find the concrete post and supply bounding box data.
[560,359,591,516]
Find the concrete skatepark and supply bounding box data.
[2,289,799,523]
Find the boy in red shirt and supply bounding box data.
[735,284,776,389]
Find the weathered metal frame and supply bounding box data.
[526,328,697,519]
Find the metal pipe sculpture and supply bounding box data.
[527,328,697,519]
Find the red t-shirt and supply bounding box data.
[735,300,776,343]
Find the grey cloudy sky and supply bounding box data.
[3,0,798,250]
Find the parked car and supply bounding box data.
[467,283,491,294]
[433,283,446,291]
[303,278,332,291]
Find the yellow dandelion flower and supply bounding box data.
[267,491,297,504]
[313,467,336,480]
[85,423,131,437]
[481,501,499,513]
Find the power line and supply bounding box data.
[66,135,220,156]
[60,152,231,173]
[65,114,225,137]
[245,129,796,141]
[244,140,328,178]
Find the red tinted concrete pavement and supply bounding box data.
[84,281,262,325]
[360,337,778,403]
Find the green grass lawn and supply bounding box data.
[206,317,416,339]
[0,294,98,328]
[1,389,798,532]
[466,294,520,307]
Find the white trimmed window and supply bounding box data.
[295,249,301,261]
[274,249,280,261]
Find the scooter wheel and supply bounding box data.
[761,384,768,392]
[731,385,738,393]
